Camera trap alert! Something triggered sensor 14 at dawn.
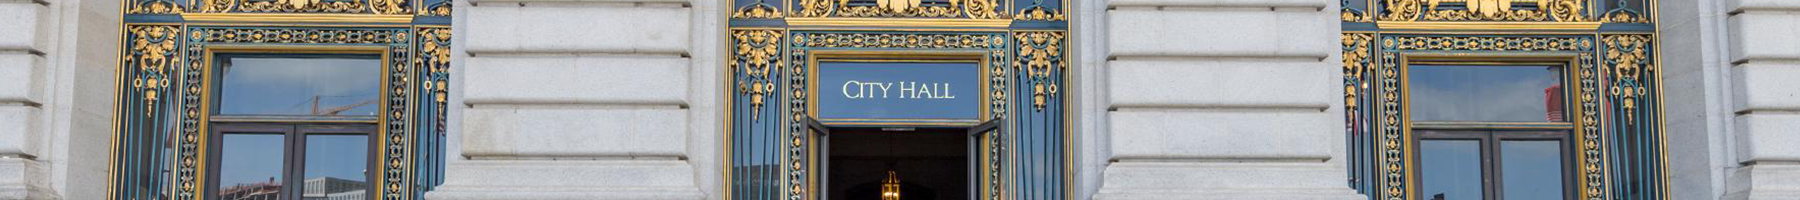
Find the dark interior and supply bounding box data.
[826,127,969,200]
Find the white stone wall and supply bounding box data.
[1720,0,1800,199]
[1093,0,1363,199]
[426,0,707,198]
[0,0,118,197]
[1661,0,1800,198]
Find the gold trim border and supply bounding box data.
[1377,21,1602,31]
[786,18,1013,28]
[181,13,415,23]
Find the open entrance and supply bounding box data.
[825,127,970,200]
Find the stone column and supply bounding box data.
[0,1,50,199]
[426,0,704,198]
[1723,0,1800,199]
[1095,0,1364,199]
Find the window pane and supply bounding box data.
[303,134,370,199]
[218,133,285,200]
[218,56,381,116]
[1421,139,1482,200]
[1409,65,1565,122]
[1501,140,1564,200]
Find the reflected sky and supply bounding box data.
[1410,65,1564,122]
[1501,140,1563,199]
[219,133,285,188]
[304,134,368,182]
[1421,139,1482,200]
[218,56,381,116]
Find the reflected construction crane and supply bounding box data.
[311,95,379,115]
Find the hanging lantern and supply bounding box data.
[881,170,902,200]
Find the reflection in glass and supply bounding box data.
[1409,65,1565,122]
[303,134,369,199]
[1422,139,1482,200]
[218,133,285,200]
[1502,140,1563,199]
[218,56,381,116]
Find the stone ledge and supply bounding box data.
[0,3,45,52]
[1108,59,1333,109]
[1107,0,1329,9]
[1108,109,1337,160]
[1731,62,1800,112]
[0,106,36,156]
[0,158,50,200]
[1724,163,1800,200]
[463,106,688,158]
[1733,113,1800,163]
[1107,8,1332,59]
[1726,13,1800,62]
[1095,162,1363,200]
[465,5,689,55]
[0,54,41,104]
[1730,0,1800,12]
[465,56,688,105]
[427,160,703,200]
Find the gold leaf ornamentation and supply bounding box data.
[127,25,181,114]
[1383,0,1587,22]
[1013,31,1064,110]
[732,3,783,19]
[1015,6,1065,21]
[1602,34,1651,123]
[732,30,783,120]
[794,0,1004,19]
[128,0,185,14]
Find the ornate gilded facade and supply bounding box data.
[727,0,1069,198]
[108,0,451,199]
[1343,0,1666,199]
[6,0,1786,198]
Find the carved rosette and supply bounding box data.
[733,30,784,120]
[1012,31,1064,110]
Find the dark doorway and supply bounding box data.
[826,127,969,200]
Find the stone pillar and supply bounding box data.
[0,1,50,198]
[1723,0,1800,199]
[426,0,704,198]
[1095,0,1363,199]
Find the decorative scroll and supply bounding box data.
[733,30,783,120]
[1014,5,1064,21]
[1343,0,1373,22]
[733,2,783,19]
[108,25,183,200]
[793,0,1004,19]
[1380,0,1587,22]
[127,0,184,14]
[1600,1,1651,23]
[413,26,452,199]
[1013,31,1063,110]
[1340,33,1377,197]
[1601,34,1665,200]
[195,0,411,14]
[422,0,452,16]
